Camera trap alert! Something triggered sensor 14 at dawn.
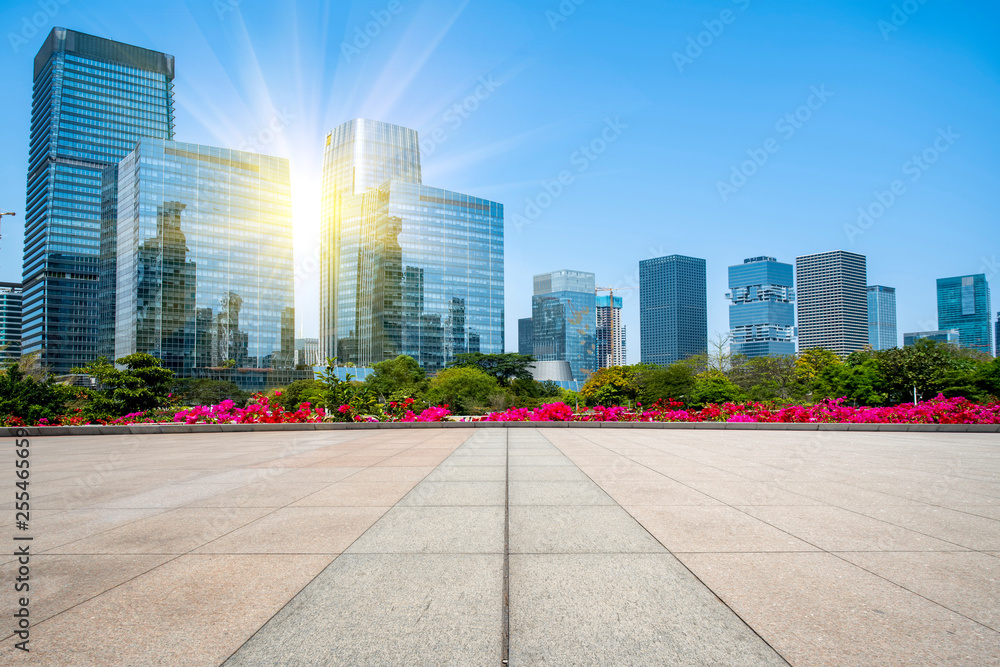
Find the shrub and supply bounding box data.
[426,366,498,414]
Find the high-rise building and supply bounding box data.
[532,270,596,381]
[23,28,175,374]
[295,338,320,367]
[903,330,959,347]
[113,139,294,375]
[596,295,626,368]
[795,251,868,356]
[726,256,795,358]
[0,283,23,363]
[867,285,897,350]
[319,119,503,371]
[995,313,999,357]
[639,255,707,366]
[518,317,533,356]
[937,274,993,355]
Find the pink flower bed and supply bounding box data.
[174,394,326,424]
[477,395,1000,424]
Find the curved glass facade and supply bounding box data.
[532,270,596,382]
[321,120,503,371]
[114,139,294,374]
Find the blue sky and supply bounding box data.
[0,0,997,360]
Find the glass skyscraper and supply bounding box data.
[867,285,897,350]
[937,274,993,355]
[795,251,868,356]
[0,283,23,363]
[518,317,534,356]
[320,119,503,371]
[640,255,707,366]
[727,256,795,358]
[904,330,959,347]
[532,270,596,381]
[596,295,626,369]
[23,28,175,374]
[113,138,295,375]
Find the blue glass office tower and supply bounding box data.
[640,255,707,366]
[518,317,534,356]
[320,119,503,371]
[22,28,175,374]
[113,139,294,374]
[867,285,897,350]
[0,283,23,363]
[727,256,795,358]
[937,274,993,355]
[532,270,595,381]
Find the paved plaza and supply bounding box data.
[2,428,998,665]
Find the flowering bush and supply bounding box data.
[7,393,997,427]
[477,395,1000,424]
[174,394,325,424]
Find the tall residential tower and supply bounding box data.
[596,295,626,368]
[867,285,897,350]
[0,283,23,363]
[23,28,175,374]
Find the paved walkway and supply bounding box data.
[2,428,998,665]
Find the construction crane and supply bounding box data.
[0,211,14,243]
[594,285,637,369]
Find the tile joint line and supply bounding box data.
[501,429,510,665]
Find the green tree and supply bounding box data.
[0,364,68,424]
[635,362,696,406]
[72,353,175,418]
[426,366,498,413]
[974,358,1000,399]
[580,366,640,406]
[365,355,428,398]
[874,339,953,403]
[728,355,798,402]
[688,370,744,408]
[450,353,535,386]
[795,348,842,385]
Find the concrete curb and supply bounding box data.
[2,422,998,437]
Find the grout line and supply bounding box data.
[501,428,511,665]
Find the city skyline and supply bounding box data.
[0,2,997,364]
